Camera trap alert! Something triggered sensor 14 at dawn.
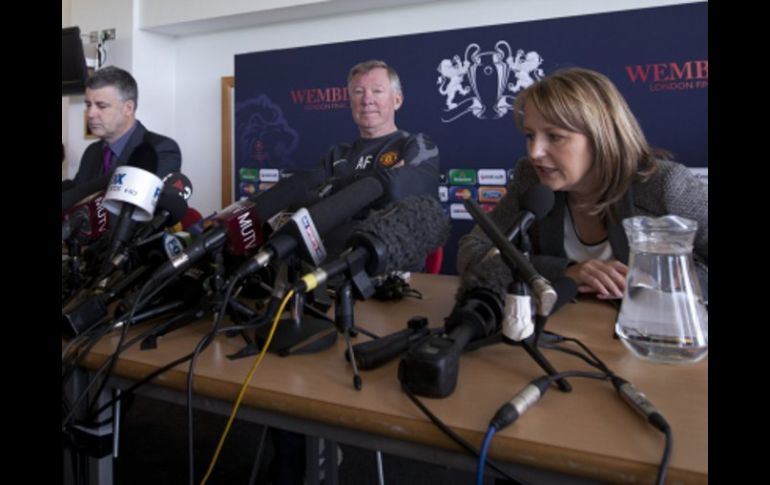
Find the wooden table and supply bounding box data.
[71,272,707,484]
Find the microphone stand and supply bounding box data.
[133,246,256,348]
[325,254,383,391]
[62,238,84,304]
[503,266,572,393]
[463,197,571,392]
[252,256,338,357]
[335,280,363,390]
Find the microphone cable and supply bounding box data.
[397,360,527,484]
[186,277,241,485]
[79,322,264,431]
[482,368,672,485]
[62,270,190,431]
[198,288,293,485]
[399,323,672,485]
[523,332,672,485]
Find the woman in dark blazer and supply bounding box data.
[458,67,707,301]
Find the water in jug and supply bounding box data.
[615,215,708,364]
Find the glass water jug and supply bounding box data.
[615,215,708,364]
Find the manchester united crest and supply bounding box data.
[378,151,400,167]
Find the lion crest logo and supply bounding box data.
[436,41,545,122]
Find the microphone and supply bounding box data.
[232,176,388,281]
[62,231,198,338]
[132,174,192,242]
[401,262,507,398]
[62,143,165,212]
[99,143,163,274]
[501,183,554,245]
[62,179,76,192]
[62,173,112,212]
[401,251,575,398]
[61,192,109,242]
[296,195,450,294]
[179,207,204,230]
[464,195,557,316]
[143,171,327,289]
[160,172,193,201]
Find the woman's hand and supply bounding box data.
[564,259,628,299]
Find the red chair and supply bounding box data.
[424,246,444,274]
[180,207,203,229]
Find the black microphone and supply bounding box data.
[99,143,161,275]
[232,176,389,280]
[295,195,450,294]
[143,171,327,289]
[464,195,557,316]
[62,173,112,212]
[132,175,191,242]
[401,260,508,398]
[61,145,158,213]
[501,183,554,244]
[160,172,193,201]
[62,192,109,242]
[96,189,189,278]
[62,179,77,192]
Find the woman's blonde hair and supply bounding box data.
[513,67,663,217]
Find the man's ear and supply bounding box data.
[124,99,136,116]
[394,93,404,111]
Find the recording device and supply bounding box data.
[348,316,434,370]
[401,275,576,398]
[401,185,565,397]
[501,277,577,344]
[401,282,504,398]
[295,195,450,298]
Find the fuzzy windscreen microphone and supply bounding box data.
[297,195,450,294]
[348,195,451,274]
[455,251,512,304]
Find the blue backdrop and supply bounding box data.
[235,3,708,274]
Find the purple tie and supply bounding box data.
[102,145,114,175]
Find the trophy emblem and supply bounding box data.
[437,41,545,123]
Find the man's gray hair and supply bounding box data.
[85,66,139,108]
[348,60,402,95]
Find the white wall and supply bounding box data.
[64,0,134,178]
[64,0,703,215]
[62,0,71,179]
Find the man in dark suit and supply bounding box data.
[73,66,181,185]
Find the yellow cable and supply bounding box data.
[200,288,295,484]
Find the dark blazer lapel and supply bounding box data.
[608,188,634,264]
[115,121,148,166]
[536,191,567,257]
